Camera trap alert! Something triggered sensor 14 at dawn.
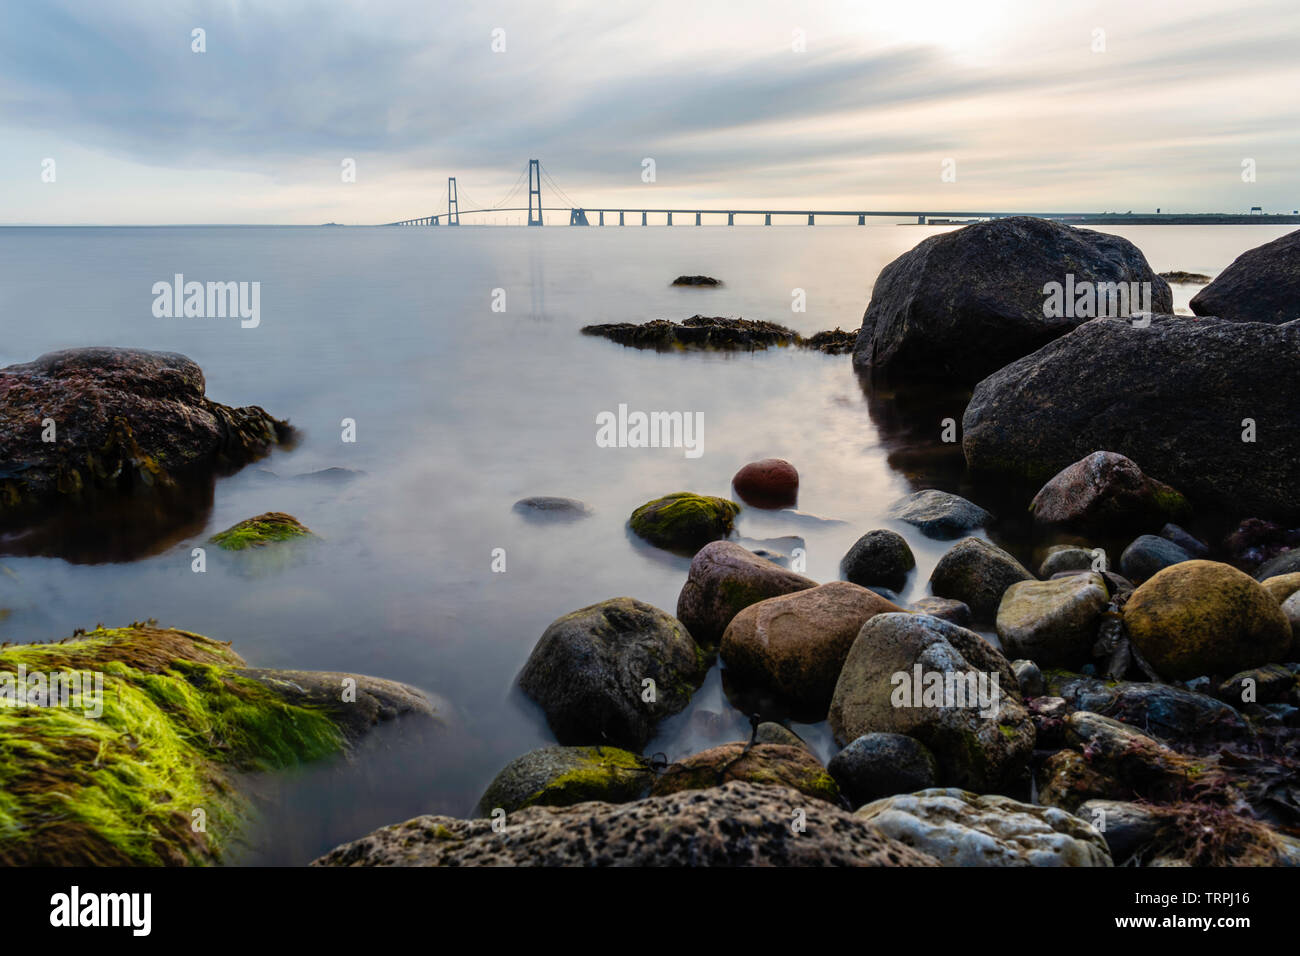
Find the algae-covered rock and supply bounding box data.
[473,745,652,817]
[1261,572,1300,604]
[995,573,1108,668]
[1047,672,1250,745]
[1123,560,1292,679]
[650,742,841,804]
[0,622,434,866]
[629,492,739,554]
[675,540,814,647]
[929,537,1034,623]
[210,511,314,550]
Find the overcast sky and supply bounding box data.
[2,0,1298,224]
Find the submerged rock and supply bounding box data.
[651,742,841,804]
[629,491,739,554]
[675,540,814,647]
[312,781,938,866]
[473,745,652,817]
[840,529,916,592]
[583,315,799,351]
[671,275,721,286]
[512,496,592,521]
[888,489,990,539]
[210,511,313,550]
[829,733,939,807]
[929,537,1034,624]
[804,328,857,354]
[731,458,799,508]
[1190,228,1300,324]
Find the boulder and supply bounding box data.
[929,537,1034,623]
[210,512,313,550]
[583,315,799,351]
[720,582,903,715]
[650,743,840,804]
[1119,534,1191,582]
[518,598,706,749]
[731,458,799,508]
[1256,550,1300,581]
[908,596,971,626]
[1046,672,1251,745]
[1039,546,1098,579]
[855,789,1111,866]
[754,722,809,750]
[1260,572,1300,603]
[1190,228,1300,325]
[1160,523,1208,559]
[628,492,739,554]
[995,573,1107,668]
[1012,659,1045,697]
[473,746,652,817]
[963,316,1300,521]
[828,613,1034,792]
[1284,593,1300,657]
[1122,561,1292,680]
[828,733,939,807]
[675,540,815,647]
[840,529,916,591]
[887,489,990,539]
[312,781,938,866]
[1029,451,1187,533]
[852,217,1170,385]
[1212,664,1296,707]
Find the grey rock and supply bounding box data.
[829,733,939,807]
[840,529,916,591]
[888,490,991,539]
[929,537,1034,623]
[1120,534,1190,582]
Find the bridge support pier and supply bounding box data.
[918,215,926,225]
[858,215,865,225]
[599,211,604,225]
[695,212,701,226]
[808,214,814,225]
[619,211,624,225]
[667,212,673,225]
[765,213,771,225]
[642,211,647,226]
[727,212,734,225]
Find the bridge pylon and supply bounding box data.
[448,177,459,225]
[527,159,543,226]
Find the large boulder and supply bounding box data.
[675,540,815,647]
[856,789,1111,866]
[995,573,1108,668]
[720,582,903,714]
[1029,451,1187,533]
[628,492,739,554]
[963,316,1300,521]
[650,743,841,804]
[312,781,938,866]
[840,529,916,591]
[828,613,1034,792]
[888,489,990,539]
[518,598,707,749]
[1122,561,1292,680]
[828,733,939,808]
[929,537,1034,624]
[1190,228,1300,325]
[473,746,652,817]
[852,217,1170,385]
[1119,534,1191,583]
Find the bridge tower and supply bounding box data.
[448,177,459,226]
[527,159,543,226]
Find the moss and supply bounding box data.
[629,492,739,554]
[210,512,313,551]
[0,623,347,865]
[520,747,651,810]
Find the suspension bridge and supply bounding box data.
[383,159,1300,227]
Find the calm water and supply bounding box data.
[0,223,1290,864]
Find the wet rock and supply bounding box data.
[629,491,739,554]
[209,511,313,550]
[671,275,721,286]
[1284,593,1300,657]
[1123,560,1292,680]
[720,582,903,715]
[888,489,990,539]
[1212,664,1296,707]
[856,789,1112,866]
[651,743,840,804]
[1158,271,1211,285]
[312,781,938,867]
[1160,523,1208,559]
[754,722,809,750]
[1012,659,1045,698]
[852,216,1169,385]
[1256,549,1300,581]
[929,537,1034,624]
[675,540,815,647]
[473,746,652,817]
[840,529,916,592]
[732,458,799,509]
[583,315,798,351]
[1076,800,1160,862]
[1190,228,1300,324]
[518,597,706,750]
[829,733,939,807]
[828,612,1033,792]
[1029,452,1187,533]
[1119,534,1190,582]
[908,596,971,626]
[1047,673,1251,745]
[512,496,592,520]
[804,328,857,354]
[995,573,1108,668]
[1260,572,1300,603]
[1040,546,1098,579]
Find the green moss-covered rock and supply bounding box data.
[0,623,434,865]
[629,492,739,554]
[210,511,314,550]
[1123,560,1292,679]
[650,742,841,804]
[473,746,652,817]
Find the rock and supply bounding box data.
[651,743,840,804]
[828,613,1034,792]
[1123,560,1292,680]
[1059,712,1200,800]
[209,512,313,550]
[512,496,592,520]
[1260,572,1300,603]
[1284,593,1300,657]
[1012,659,1045,698]
[1119,534,1191,582]
[855,789,1112,866]
[731,458,799,508]
[1047,673,1251,745]
[804,329,857,353]
[1256,549,1300,581]
[1213,664,1296,706]
[908,596,971,626]
[312,781,938,867]
[0,623,434,865]
[962,316,1300,521]
[1190,228,1300,324]
[828,733,939,807]
[852,216,1170,385]
[583,315,799,351]
[754,722,809,749]
[888,489,990,539]
[1158,271,1211,285]
[473,746,652,817]
[629,492,739,554]
[1076,800,1161,862]
[675,541,815,647]
[671,275,721,286]
[995,573,1108,668]
[1039,546,1098,579]
[840,529,916,591]
[1029,451,1187,533]
[1160,523,1208,559]
[517,597,706,749]
[929,537,1034,624]
[720,582,903,715]
[0,348,291,523]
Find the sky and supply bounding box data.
[2,0,1298,224]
